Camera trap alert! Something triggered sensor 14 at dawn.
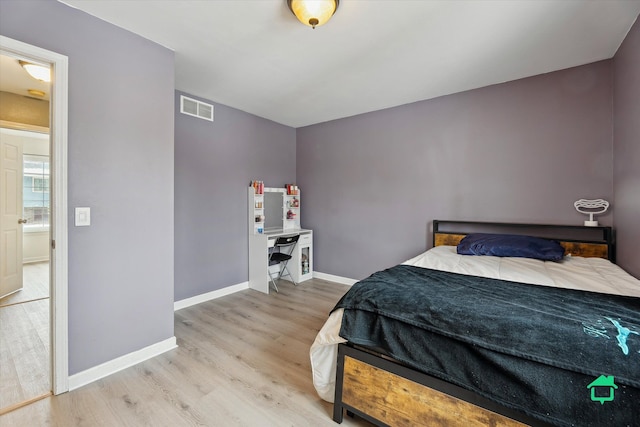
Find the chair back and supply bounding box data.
[274,234,300,248]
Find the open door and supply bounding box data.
[0,133,24,299]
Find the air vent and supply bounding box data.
[180,95,214,121]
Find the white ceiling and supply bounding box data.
[0,54,50,101]
[59,1,640,127]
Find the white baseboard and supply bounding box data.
[174,281,249,311]
[313,271,358,286]
[68,336,177,391]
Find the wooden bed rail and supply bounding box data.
[334,344,552,427]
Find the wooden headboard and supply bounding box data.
[433,220,614,261]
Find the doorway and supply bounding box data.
[0,127,51,412]
[0,36,69,412]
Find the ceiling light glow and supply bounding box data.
[287,0,339,29]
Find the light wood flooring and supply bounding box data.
[0,261,49,308]
[0,262,51,414]
[0,278,373,426]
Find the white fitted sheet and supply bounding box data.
[310,246,640,402]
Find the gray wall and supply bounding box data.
[174,91,296,301]
[613,17,640,278]
[297,61,614,280]
[1,0,175,374]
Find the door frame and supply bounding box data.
[0,35,69,395]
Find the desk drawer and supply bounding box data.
[299,233,312,245]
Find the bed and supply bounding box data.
[310,220,640,427]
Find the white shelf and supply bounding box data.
[248,186,312,293]
[249,187,266,235]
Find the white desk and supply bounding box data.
[248,228,313,294]
[263,227,307,237]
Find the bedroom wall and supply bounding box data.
[613,17,640,279]
[174,91,296,301]
[1,0,175,374]
[297,61,613,280]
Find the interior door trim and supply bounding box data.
[0,35,69,395]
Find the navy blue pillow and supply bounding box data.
[456,233,565,261]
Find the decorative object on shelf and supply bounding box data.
[286,184,299,195]
[287,0,339,29]
[251,180,264,194]
[574,198,609,226]
[287,210,296,220]
[301,254,309,275]
[287,197,300,208]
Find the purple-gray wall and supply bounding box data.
[1,0,175,374]
[613,17,640,278]
[297,61,614,280]
[174,91,296,301]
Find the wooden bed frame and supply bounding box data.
[332,220,615,427]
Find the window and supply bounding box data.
[23,155,50,231]
[32,176,49,193]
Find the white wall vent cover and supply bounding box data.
[180,95,214,121]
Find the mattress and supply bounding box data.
[310,246,640,406]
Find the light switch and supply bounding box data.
[75,207,91,226]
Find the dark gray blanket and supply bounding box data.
[333,265,640,427]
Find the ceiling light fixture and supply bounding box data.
[19,60,51,83]
[27,89,46,98]
[287,0,339,29]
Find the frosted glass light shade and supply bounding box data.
[19,60,51,83]
[288,0,339,29]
